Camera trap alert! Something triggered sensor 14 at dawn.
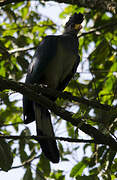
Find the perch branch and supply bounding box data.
[0,76,117,150]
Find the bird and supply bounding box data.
[23,13,84,163]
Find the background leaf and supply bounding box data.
[0,139,13,171]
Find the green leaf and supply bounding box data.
[39,154,51,176]
[0,61,6,77]
[76,175,99,180]
[70,161,87,177]
[23,167,33,180]
[19,129,29,163]
[107,150,116,170]
[66,122,74,138]
[89,39,111,66]
[0,139,13,171]
[50,170,65,180]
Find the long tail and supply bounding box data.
[33,103,60,163]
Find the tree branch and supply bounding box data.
[31,84,114,111]
[0,134,94,143]
[0,76,117,150]
[8,46,36,54]
[0,0,116,13]
[78,22,117,38]
[0,0,23,6]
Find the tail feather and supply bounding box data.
[34,103,60,163]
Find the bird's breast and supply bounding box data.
[42,37,78,88]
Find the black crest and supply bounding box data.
[65,13,84,27]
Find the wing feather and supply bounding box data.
[23,36,58,123]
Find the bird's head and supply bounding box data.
[64,13,84,34]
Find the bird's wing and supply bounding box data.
[26,35,58,84]
[56,54,80,91]
[23,36,58,124]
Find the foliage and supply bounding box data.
[0,1,117,180]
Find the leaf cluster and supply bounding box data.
[0,1,117,180]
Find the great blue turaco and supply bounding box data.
[23,13,84,163]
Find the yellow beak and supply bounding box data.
[74,24,82,30]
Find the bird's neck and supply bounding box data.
[62,31,78,41]
[63,26,79,36]
[61,31,79,53]
[63,30,78,36]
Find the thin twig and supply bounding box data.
[78,22,117,38]
[8,46,36,54]
[0,134,94,143]
[2,122,23,127]
[0,154,40,171]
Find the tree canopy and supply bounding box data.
[0,0,117,179]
